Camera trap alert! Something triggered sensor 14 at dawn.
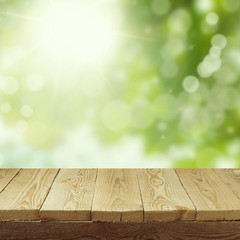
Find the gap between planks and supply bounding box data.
[40,169,98,221]
[0,169,59,221]
[90,169,98,222]
[137,169,196,221]
[38,168,61,220]
[173,168,198,220]
[175,169,240,221]
[135,170,145,222]
[0,169,21,194]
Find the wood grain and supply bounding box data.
[0,169,59,221]
[1,168,240,224]
[137,169,195,221]
[214,168,240,199]
[40,169,97,221]
[0,169,20,192]
[1,221,240,240]
[175,168,240,221]
[92,169,143,222]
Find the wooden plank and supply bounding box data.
[0,169,59,221]
[0,169,20,192]
[40,169,97,221]
[175,168,240,221]
[1,221,240,240]
[92,169,143,222]
[214,169,240,199]
[137,169,195,221]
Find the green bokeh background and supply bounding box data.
[0,0,240,167]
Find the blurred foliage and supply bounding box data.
[0,0,240,167]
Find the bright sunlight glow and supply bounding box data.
[37,1,116,62]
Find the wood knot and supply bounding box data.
[138,233,160,240]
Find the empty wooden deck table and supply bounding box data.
[1,169,240,239]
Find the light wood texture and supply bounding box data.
[0,169,58,221]
[1,221,240,240]
[0,169,20,192]
[137,169,195,221]
[214,169,240,199]
[92,169,143,222]
[1,168,240,223]
[175,169,240,221]
[40,169,97,221]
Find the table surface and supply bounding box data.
[0,168,240,222]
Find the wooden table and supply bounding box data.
[0,168,240,239]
